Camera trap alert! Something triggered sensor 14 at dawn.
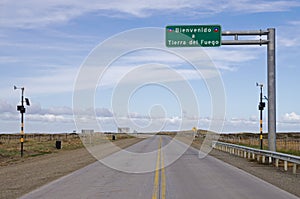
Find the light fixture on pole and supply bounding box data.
[14,85,30,157]
[256,82,265,150]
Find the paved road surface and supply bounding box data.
[20,136,299,199]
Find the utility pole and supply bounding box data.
[256,83,265,150]
[14,86,30,157]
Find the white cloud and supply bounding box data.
[205,48,259,63]
[0,56,21,63]
[1,1,299,28]
[20,66,77,95]
[281,112,300,122]
[2,100,300,133]
[0,112,18,121]
[27,114,73,123]
[277,112,300,132]
[226,0,300,13]
[278,22,300,47]
[0,99,15,113]
[94,47,260,90]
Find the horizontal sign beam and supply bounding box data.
[222,30,269,36]
[222,40,269,45]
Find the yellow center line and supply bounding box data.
[161,142,166,199]
[152,138,161,199]
[152,136,166,199]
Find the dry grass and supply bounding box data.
[217,132,300,156]
[0,133,134,165]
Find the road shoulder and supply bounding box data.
[191,141,300,197]
[0,138,143,199]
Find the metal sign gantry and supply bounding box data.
[222,28,276,152]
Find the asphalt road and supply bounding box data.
[20,136,299,199]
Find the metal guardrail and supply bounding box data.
[212,141,300,174]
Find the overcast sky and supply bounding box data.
[1,0,300,133]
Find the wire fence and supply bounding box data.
[0,133,80,143]
[219,135,300,152]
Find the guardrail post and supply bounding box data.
[292,163,297,174]
[213,142,299,175]
[257,155,260,162]
[284,161,288,171]
[262,156,266,164]
[275,159,279,167]
[268,157,272,164]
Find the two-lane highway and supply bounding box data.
[20,136,299,199]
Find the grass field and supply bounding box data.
[0,133,133,165]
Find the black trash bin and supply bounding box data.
[56,140,62,149]
[112,135,116,141]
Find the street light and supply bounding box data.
[256,82,266,150]
[14,86,30,157]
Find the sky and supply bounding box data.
[1,0,300,134]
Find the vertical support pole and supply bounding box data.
[259,85,263,149]
[20,88,24,157]
[267,28,276,152]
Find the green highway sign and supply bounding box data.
[165,25,222,47]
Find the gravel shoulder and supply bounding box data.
[0,138,143,199]
[191,142,300,198]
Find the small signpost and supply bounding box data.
[165,25,221,47]
[192,127,197,140]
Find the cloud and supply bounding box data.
[0,66,78,96]
[281,112,300,122]
[95,108,113,117]
[2,100,300,133]
[94,47,260,90]
[0,112,19,121]
[0,99,15,113]
[278,22,300,48]
[226,0,300,13]
[1,1,299,28]
[27,114,73,123]
[0,56,21,63]
[0,47,260,98]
